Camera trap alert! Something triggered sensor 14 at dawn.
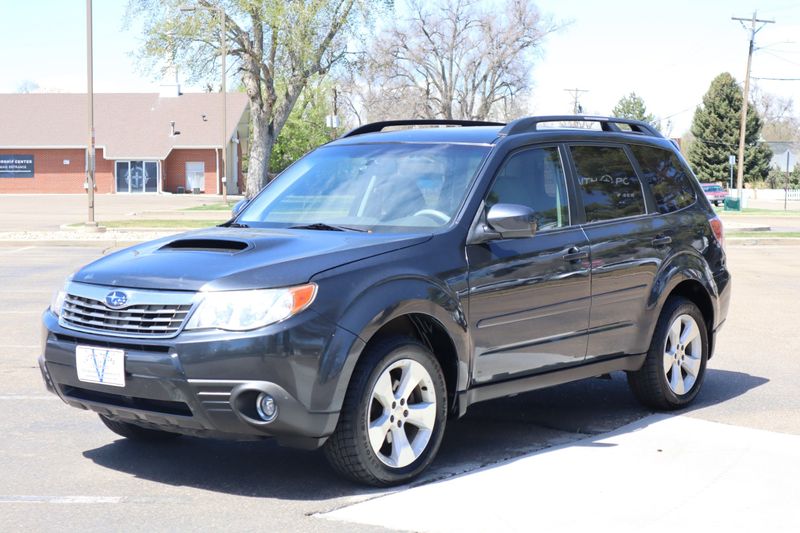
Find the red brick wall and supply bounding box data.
[163,149,219,194]
[0,148,114,194]
[96,150,114,193]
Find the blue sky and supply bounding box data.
[1,0,798,135]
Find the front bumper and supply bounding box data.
[39,309,360,449]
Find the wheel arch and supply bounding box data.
[331,278,470,417]
[649,252,718,357]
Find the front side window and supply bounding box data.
[239,143,490,233]
[571,145,646,223]
[631,145,696,214]
[486,147,569,231]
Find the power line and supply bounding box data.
[564,88,588,114]
[752,76,800,81]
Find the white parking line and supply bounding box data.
[3,345,39,349]
[0,246,35,255]
[0,395,57,400]
[0,496,123,504]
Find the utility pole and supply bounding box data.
[564,88,588,114]
[86,0,96,226]
[731,12,774,203]
[220,7,227,204]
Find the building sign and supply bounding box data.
[0,154,34,178]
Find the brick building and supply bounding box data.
[0,90,249,195]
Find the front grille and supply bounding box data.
[53,333,172,354]
[61,294,192,338]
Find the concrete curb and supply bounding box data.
[0,239,145,248]
[58,223,205,232]
[728,237,800,246]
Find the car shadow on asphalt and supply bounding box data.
[81,368,767,500]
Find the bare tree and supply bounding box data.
[752,86,800,142]
[341,0,559,123]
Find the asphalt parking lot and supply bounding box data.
[1,242,799,532]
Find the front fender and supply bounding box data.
[325,276,471,411]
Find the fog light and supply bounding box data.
[256,393,277,422]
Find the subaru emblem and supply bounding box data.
[105,290,128,309]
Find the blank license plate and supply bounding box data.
[75,346,126,387]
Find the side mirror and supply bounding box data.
[231,198,249,217]
[486,203,537,239]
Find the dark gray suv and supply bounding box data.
[40,116,730,486]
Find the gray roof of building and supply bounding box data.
[0,92,249,159]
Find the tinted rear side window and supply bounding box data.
[570,145,646,223]
[631,145,696,214]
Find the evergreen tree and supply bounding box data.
[688,73,772,183]
[611,92,659,130]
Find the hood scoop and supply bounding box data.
[159,238,251,253]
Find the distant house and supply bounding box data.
[0,89,249,195]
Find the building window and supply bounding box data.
[185,162,205,193]
[115,161,159,193]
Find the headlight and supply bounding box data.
[50,277,72,316]
[184,284,317,331]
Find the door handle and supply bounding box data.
[651,235,672,247]
[563,247,588,263]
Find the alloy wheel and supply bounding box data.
[662,314,703,395]
[366,358,437,468]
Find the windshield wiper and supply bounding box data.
[218,221,250,228]
[289,222,367,233]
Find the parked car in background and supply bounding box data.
[701,183,728,206]
[40,116,730,487]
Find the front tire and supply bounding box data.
[324,337,447,486]
[627,297,708,410]
[99,414,182,441]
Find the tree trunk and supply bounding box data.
[245,106,274,197]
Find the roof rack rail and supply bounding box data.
[499,115,662,138]
[342,119,506,138]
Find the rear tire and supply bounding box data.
[99,414,182,441]
[627,297,708,410]
[323,336,447,486]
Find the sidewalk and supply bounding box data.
[1,193,798,247]
[0,193,239,232]
[321,414,800,533]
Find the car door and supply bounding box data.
[467,145,592,385]
[567,143,663,360]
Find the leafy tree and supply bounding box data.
[129,0,381,196]
[16,80,39,93]
[611,92,659,130]
[767,163,800,189]
[269,79,335,173]
[687,72,772,183]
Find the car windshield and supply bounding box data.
[238,143,490,233]
[702,185,724,192]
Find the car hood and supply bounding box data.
[73,227,431,291]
